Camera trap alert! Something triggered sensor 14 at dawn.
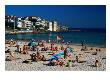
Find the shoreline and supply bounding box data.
[5,39,106,48]
[5,30,69,35]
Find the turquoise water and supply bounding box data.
[5,31,106,48]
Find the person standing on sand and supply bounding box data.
[61,46,64,50]
[64,48,67,59]
[81,41,84,49]
[66,60,72,67]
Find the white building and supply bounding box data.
[18,17,22,21]
[41,20,46,27]
[17,17,22,28]
[52,21,57,31]
[48,22,52,31]
[48,21,58,31]
[24,20,32,28]
[17,21,22,28]
[17,18,32,29]
[37,17,42,21]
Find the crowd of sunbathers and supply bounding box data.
[5,39,102,67]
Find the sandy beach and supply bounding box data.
[5,40,106,71]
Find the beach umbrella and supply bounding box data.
[28,40,32,46]
[28,41,38,46]
[33,42,38,46]
[67,48,73,53]
[28,42,31,46]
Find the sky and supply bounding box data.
[5,5,106,28]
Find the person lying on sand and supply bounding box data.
[6,51,16,61]
[47,59,56,66]
[5,49,11,53]
[47,58,65,66]
[76,54,86,63]
[30,53,37,61]
[9,40,16,47]
[96,48,101,52]
[59,60,65,66]
[36,52,42,61]
[41,55,46,61]
[81,46,88,51]
[15,44,19,52]
[90,48,93,50]
[10,51,16,60]
[99,49,101,51]
[5,40,10,44]
[41,47,48,51]
[92,52,97,55]
[95,60,102,67]
[36,52,47,61]
[58,58,66,66]
[39,42,44,47]
[5,56,11,61]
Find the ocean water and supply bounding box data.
[5,28,106,48]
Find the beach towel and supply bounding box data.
[59,51,64,55]
[50,53,62,61]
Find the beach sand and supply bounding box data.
[5,40,106,71]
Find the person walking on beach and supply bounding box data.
[48,39,51,43]
[81,41,84,49]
